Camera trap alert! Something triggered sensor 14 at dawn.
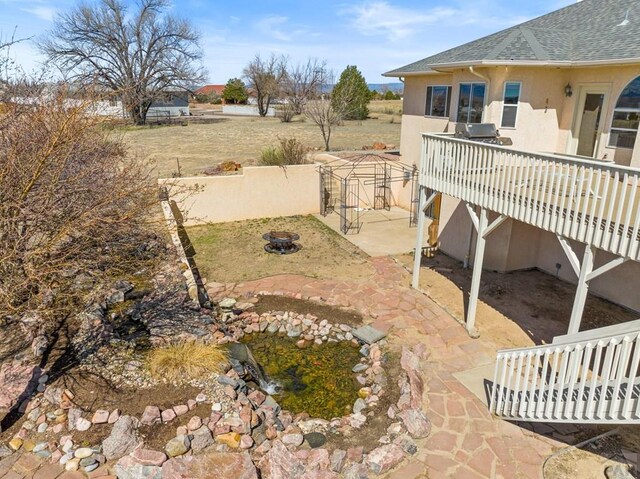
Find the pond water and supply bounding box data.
[242,333,362,420]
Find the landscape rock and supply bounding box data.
[92,410,110,424]
[329,449,347,473]
[605,465,635,479]
[102,415,141,460]
[393,434,417,455]
[191,426,214,453]
[216,432,241,448]
[165,435,191,457]
[258,440,305,479]
[304,432,327,449]
[132,448,168,467]
[282,433,304,447]
[141,406,161,425]
[187,415,202,431]
[114,455,162,479]
[161,452,258,479]
[342,463,370,479]
[400,347,424,409]
[75,417,92,431]
[398,409,431,438]
[162,409,177,423]
[306,448,330,471]
[365,444,405,474]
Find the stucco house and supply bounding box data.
[385,0,640,424]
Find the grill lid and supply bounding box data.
[455,123,499,139]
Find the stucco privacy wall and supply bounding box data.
[160,164,319,225]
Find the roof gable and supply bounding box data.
[385,0,640,76]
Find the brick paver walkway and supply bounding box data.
[210,256,568,479]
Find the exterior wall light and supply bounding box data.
[565,83,573,97]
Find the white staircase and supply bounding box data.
[490,320,640,423]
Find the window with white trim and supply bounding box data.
[457,82,486,124]
[425,85,452,117]
[610,76,640,149]
[501,82,521,128]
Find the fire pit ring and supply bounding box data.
[263,231,301,255]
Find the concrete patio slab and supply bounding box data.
[453,362,497,407]
[314,207,427,257]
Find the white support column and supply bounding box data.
[466,207,488,338]
[568,245,595,335]
[411,186,428,289]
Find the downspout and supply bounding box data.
[463,67,490,268]
[468,66,490,84]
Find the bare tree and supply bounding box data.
[243,53,287,117]
[305,72,357,151]
[0,85,162,338]
[41,0,205,125]
[282,58,327,115]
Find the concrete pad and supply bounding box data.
[352,325,387,344]
[315,207,428,257]
[452,362,496,407]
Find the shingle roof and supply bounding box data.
[384,0,640,76]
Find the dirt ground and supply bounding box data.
[543,430,638,479]
[254,295,364,328]
[119,100,402,178]
[394,252,638,350]
[186,215,376,284]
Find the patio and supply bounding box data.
[206,255,631,479]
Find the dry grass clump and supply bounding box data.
[146,342,228,383]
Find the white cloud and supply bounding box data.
[342,1,457,41]
[22,6,56,21]
[254,15,292,42]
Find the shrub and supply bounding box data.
[259,137,309,166]
[146,341,228,383]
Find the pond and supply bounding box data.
[242,333,362,420]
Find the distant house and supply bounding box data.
[146,91,190,119]
[194,84,225,99]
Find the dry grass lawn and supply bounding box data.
[119,100,402,178]
[186,215,375,284]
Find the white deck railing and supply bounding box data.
[421,134,640,261]
[490,326,640,423]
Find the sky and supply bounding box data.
[0,0,575,85]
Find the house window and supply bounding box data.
[425,85,452,117]
[501,82,521,128]
[609,76,640,149]
[457,83,486,123]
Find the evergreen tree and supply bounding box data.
[331,65,371,120]
[222,77,249,104]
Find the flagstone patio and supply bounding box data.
[207,256,598,479]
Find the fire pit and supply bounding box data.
[263,231,300,255]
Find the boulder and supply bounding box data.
[258,440,305,479]
[365,444,405,474]
[102,415,141,460]
[162,452,258,479]
[282,433,304,447]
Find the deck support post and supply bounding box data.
[466,207,488,338]
[411,186,428,289]
[557,235,630,335]
[465,205,507,338]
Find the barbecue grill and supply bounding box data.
[455,123,513,146]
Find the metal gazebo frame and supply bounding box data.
[318,153,419,234]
